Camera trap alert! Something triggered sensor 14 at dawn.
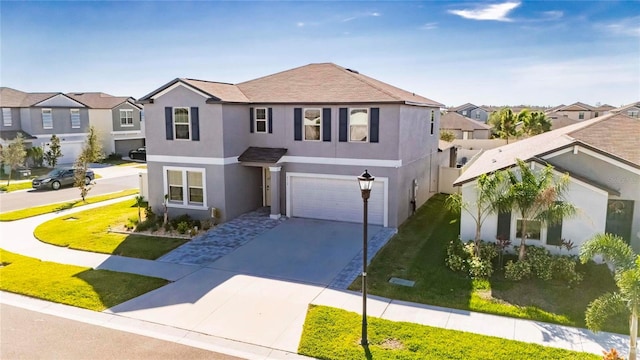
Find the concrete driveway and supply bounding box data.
[107,217,393,352]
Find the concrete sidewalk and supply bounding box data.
[0,199,631,358]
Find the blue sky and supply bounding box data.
[1,1,638,107]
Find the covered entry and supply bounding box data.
[287,173,387,226]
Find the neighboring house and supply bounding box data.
[66,92,144,157]
[449,103,489,123]
[545,102,597,121]
[611,101,640,118]
[440,112,491,140]
[453,112,640,253]
[546,112,580,130]
[138,63,444,228]
[1,87,91,164]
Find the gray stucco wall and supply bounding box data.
[112,103,142,131]
[223,164,262,221]
[27,107,89,135]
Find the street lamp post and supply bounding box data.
[357,169,374,346]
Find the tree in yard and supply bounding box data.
[0,134,27,185]
[44,134,63,168]
[521,111,552,137]
[440,129,456,142]
[504,159,576,261]
[73,152,92,202]
[489,107,520,143]
[580,234,639,360]
[83,126,105,163]
[446,171,508,256]
[135,195,145,223]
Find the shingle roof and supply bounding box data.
[66,92,140,109]
[440,112,491,131]
[238,147,287,163]
[611,101,640,113]
[454,113,639,185]
[449,103,478,112]
[180,79,250,103]
[557,102,595,111]
[0,87,58,107]
[546,113,580,130]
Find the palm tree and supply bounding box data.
[504,159,576,260]
[580,234,639,360]
[135,195,145,224]
[446,171,508,256]
[489,107,520,143]
[522,111,552,136]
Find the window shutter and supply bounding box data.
[165,107,173,140]
[339,108,348,142]
[190,107,199,141]
[370,107,380,143]
[249,107,254,133]
[268,107,273,133]
[547,220,563,246]
[322,108,331,142]
[294,108,302,141]
[496,211,511,240]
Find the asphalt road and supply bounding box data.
[0,304,244,360]
[0,174,139,213]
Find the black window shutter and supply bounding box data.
[339,108,348,142]
[294,108,302,141]
[496,211,511,240]
[370,107,380,143]
[249,107,254,133]
[322,108,331,142]
[165,107,173,140]
[268,108,273,133]
[190,107,199,141]
[547,220,563,246]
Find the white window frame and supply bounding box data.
[254,107,267,133]
[348,108,369,142]
[42,108,53,129]
[120,109,134,127]
[303,108,321,141]
[162,166,207,209]
[2,108,11,126]
[70,109,81,129]
[173,107,191,140]
[430,110,435,135]
[462,110,467,116]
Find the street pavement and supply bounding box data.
[0,190,632,359]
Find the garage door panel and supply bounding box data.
[290,176,384,225]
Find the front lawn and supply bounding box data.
[0,181,34,192]
[298,305,599,360]
[34,199,187,260]
[350,193,625,334]
[0,249,168,311]
[0,189,139,221]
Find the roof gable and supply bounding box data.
[558,102,595,111]
[34,94,87,108]
[441,112,491,131]
[66,92,139,109]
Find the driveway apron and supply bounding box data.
[108,212,395,352]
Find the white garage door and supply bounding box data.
[58,142,84,165]
[289,175,386,225]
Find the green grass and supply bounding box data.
[350,193,625,334]
[0,249,168,311]
[0,189,139,221]
[0,181,34,192]
[298,305,599,360]
[34,199,187,260]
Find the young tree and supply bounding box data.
[446,171,508,256]
[489,108,520,143]
[504,159,576,260]
[135,195,145,224]
[580,234,639,360]
[83,126,105,163]
[440,129,456,142]
[73,152,92,202]
[0,134,27,185]
[522,111,552,137]
[44,134,63,168]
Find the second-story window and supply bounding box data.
[578,112,585,120]
[304,108,321,141]
[70,109,80,129]
[430,110,435,135]
[349,108,368,142]
[42,108,53,129]
[174,107,190,140]
[2,108,11,126]
[120,109,134,127]
[255,108,267,133]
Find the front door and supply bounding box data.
[605,199,634,243]
[263,167,271,207]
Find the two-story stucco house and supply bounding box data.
[138,63,444,228]
[1,87,91,164]
[449,103,490,123]
[66,92,144,157]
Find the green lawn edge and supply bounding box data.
[0,249,168,311]
[34,198,187,260]
[0,189,139,221]
[298,305,599,360]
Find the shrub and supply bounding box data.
[526,246,553,281]
[135,218,157,232]
[163,222,171,232]
[145,206,157,223]
[468,256,493,278]
[107,152,122,161]
[602,348,623,360]
[170,214,195,230]
[551,256,583,285]
[505,260,532,281]
[446,239,468,272]
[176,221,190,234]
[446,239,497,279]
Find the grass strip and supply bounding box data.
[0,181,33,193]
[0,249,168,311]
[298,305,599,360]
[0,189,139,221]
[34,199,187,260]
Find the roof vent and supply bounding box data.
[492,159,497,163]
[74,93,84,96]
[346,68,359,74]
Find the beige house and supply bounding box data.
[440,112,491,140]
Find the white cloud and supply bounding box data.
[296,22,305,27]
[420,22,438,30]
[598,16,640,38]
[342,11,381,22]
[448,1,520,22]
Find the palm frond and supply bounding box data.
[585,292,627,332]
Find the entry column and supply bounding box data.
[269,166,281,219]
